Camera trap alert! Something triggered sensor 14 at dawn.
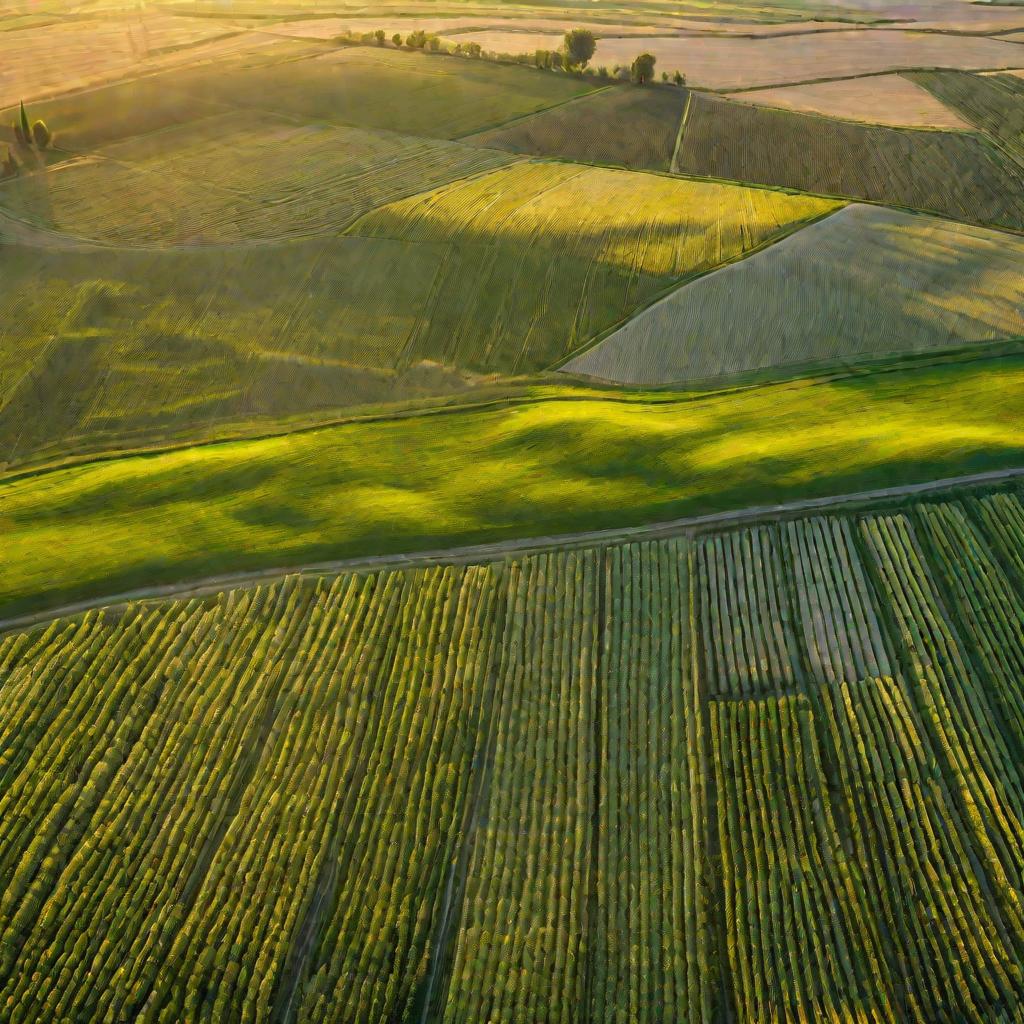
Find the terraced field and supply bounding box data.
[5,483,1024,1022]
[563,205,1024,386]
[673,92,1024,231]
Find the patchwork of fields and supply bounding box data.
[673,91,1024,230]
[563,204,1024,386]
[6,483,1024,1021]
[6,7,1024,1021]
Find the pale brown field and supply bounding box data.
[452,29,1024,87]
[269,16,672,39]
[729,74,972,129]
[0,13,247,107]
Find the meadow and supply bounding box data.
[4,351,1024,619]
[5,484,1024,1021]
[563,205,1024,386]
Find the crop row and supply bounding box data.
[4,486,1024,1019]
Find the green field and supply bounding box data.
[468,82,689,171]
[150,44,600,139]
[0,113,518,245]
[673,92,1024,231]
[4,351,1024,618]
[563,204,1024,385]
[5,484,1024,1021]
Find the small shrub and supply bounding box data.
[673,70,686,87]
[598,65,609,79]
[392,32,402,47]
[374,29,386,46]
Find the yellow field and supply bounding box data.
[349,160,839,371]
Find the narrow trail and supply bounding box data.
[4,464,1024,635]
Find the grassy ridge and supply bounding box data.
[4,352,1024,617]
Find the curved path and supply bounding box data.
[3,463,1024,635]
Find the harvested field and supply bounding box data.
[672,92,1024,230]
[729,73,971,129]
[909,70,1024,163]
[159,45,598,139]
[0,13,242,107]
[268,15,673,38]
[0,113,517,245]
[468,84,689,170]
[347,161,838,372]
[450,29,1024,88]
[562,205,1024,386]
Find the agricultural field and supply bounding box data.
[0,164,832,465]
[345,162,836,373]
[7,1,1024,1020]
[562,205,1024,386]
[728,73,972,130]
[449,28,1024,88]
[909,70,1024,165]
[672,92,1024,230]
[6,482,1024,1021]
[468,84,690,171]
[4,350,1024,619]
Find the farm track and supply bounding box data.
[5,464,1024,635]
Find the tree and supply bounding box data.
[392,32,402,47]
[630,52,656,85]
[661,70,668,82]
[464,41,481,57]
[406,29,427,49]
[563,28,596,69]
[374,29,386,45]
[1,148,18,179]
[31,120,51,149]
[673,69,686,86]
[426,33,440,51]
[550,50,563,70]
[19,101,30,144]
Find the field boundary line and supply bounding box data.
[455,83,614,141]
[546,202,847,373]
[5,466,1024,635]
